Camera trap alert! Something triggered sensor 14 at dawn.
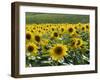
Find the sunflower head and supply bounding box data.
[85,24,90,32]
[26,31,33,42]
[33,32,42,43]
[81,25,86,32]
[26,42,38,56]
[51,31,59,38]
[59,26,66,34]
[71,31,79,38]
[71,38,83,48]
[34,35,41,42]
[50,44,68,61]
[77,23,82,27]
[53,32,58,37]
[67,26,75,35]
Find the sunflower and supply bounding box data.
[33,33,42,44]
[51,31,60,39]
[71,38,83,48]
[26,25,33,32]
[26,31,33,42]
[26,42,38,56]
[71,31,79,38]
[60,26,66,33]
[51,27,55,32]
[49,44,68,61]
[77,23,82,27]
[80,25,86,32]
[85,24,90,32]
[67,26,75,35]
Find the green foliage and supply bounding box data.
[26,12,89,24]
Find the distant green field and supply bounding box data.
[26,12,89,24]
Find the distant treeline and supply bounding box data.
[26,12,89,24]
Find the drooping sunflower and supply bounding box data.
[49,44,68,61]
[26,42,38,56]
[71,32,79,38]
[71,38,83,48]
[76,38,83,47]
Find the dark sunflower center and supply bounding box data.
[77,40,81,45]
[52,28,54,31]
[33,28,35,29]
[82,27,84,30]
[54,32,58,37]
[72,41,75,46]
[61,28,64,32]
[54,46,63,55]
[38,30,41,33]
[75,26,77,29]
[80,45,84,48]
[35,35,40,42]
[28,46,34,52]
[86,25,89,29]
[31,30,33,32]
[68,28,73,33]
[26,33,31,40]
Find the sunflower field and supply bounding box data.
[25,13,90,67]
[26,22,90,67]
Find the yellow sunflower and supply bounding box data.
[67,26,76,35]
[71,38,83,48]
[26,42,38,56]
[60,26,66,33]
[52,25,58,31]
[26,31,33,42]
[51,31,59,39]
[80,25,86,32]
[49,44,68,61]
[33,33,42,44]
[85,24,90,32]
[77,23,82,27]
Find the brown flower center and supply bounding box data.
[52,28,54,31]
[68,28,73,33]
[61,28,64,32]
[86,25,89,29]
[82,27,85,30]
[72,41,75,46]
[54,46,63,55]
[54,32,58,37]
[77,40,81,45]
[26,33,31,40]
[35,35,40,42]
[75,26,77,29]
[28,46,34,52]
[38,30,41,33]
